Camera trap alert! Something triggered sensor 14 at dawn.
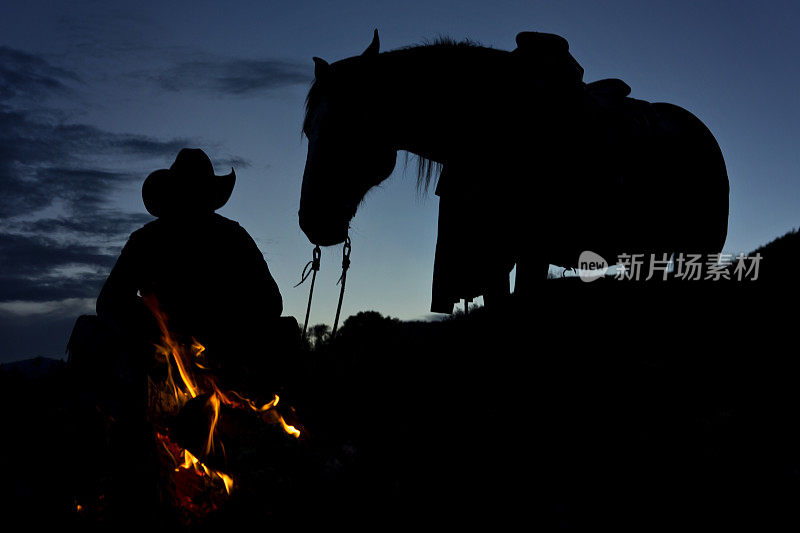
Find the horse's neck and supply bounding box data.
[378,48,520,165]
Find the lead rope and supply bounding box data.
[295,237,352,342]
[331,236,351,337]
[295,245,321,339]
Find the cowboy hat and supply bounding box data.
[142,148,236,217]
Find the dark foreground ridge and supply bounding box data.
[2,230,798,530]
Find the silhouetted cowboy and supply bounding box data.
[96,148,288,392]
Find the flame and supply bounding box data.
[143,294,199,399]
[278,416,301,438]
[204,393,221,456]
[143,291,301,514]
[157,431,234,496]
[180,447,233,495]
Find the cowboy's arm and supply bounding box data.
[236,227,283,318]
[97,233,151,330]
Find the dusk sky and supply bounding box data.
[1,0,797,362]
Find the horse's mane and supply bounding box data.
[401,38,486,192]
[397,36,486,52]
[303,37,488,193]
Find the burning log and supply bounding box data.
[140,292,302,524]
[63,293,306,526]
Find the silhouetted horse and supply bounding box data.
[299,30,729,312]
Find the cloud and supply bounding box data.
[0,106,192,218]
[0,233,112,276]
[11,212,153,240]
[0,45,262,360]
[0,46,225,312]
[0,233,115,301]
[155,58,311,96]
[0,46,80,101]
[217,156,252,169]
[0,298,94,318]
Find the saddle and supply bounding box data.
[513,31,632,100]
[513,31,585,86]
[586,78,631,101]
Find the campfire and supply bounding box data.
[142,293,300,521]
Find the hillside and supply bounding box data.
[1,227,798,529]
[746,226,800,281]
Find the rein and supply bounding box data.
[294,244,321,338]
[332,236,351,336]
[295,236,352,341]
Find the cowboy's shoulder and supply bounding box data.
[211,215,263,251]
[129,218,164,237]
[123,218,174,250]
[208,212,248,233]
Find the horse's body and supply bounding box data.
[299,31,729,312]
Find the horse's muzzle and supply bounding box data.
[298,209,349,246]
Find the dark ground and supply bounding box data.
[1,232,798,530]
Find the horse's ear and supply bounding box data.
[313,57,329,80]
[362,29,380,56]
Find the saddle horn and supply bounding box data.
[515,31,570,53]
[513,31,584,85]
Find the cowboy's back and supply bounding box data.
[97,212,282,350]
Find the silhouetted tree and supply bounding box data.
[338,311,397,335]
[308,323,331,348]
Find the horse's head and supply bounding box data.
[299,30,398,246]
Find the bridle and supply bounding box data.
[295,235,352,340]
